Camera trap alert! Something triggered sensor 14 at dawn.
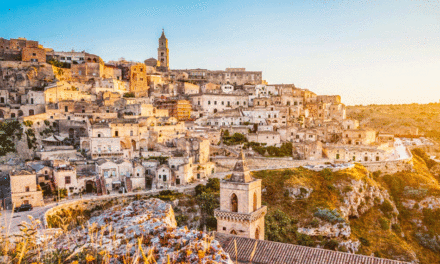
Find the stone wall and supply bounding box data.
[362,158,414,174]
[212,156,331,171]
[213,155,414,174]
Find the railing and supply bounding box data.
[214,206,267,222]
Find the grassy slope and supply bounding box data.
[346,103,440,142]
[252,156,440,263]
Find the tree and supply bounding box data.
[123,92,135,98]
[198,192,219,216]
[195,184,206,196]
[206,178,220,192]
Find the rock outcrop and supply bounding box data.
[44,198,231,263]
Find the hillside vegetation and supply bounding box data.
[253,150,440,263]
[346,103,440,142]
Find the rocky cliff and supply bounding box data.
[256,152,440,264]
[42,198,231,263]
[0,61,55,91]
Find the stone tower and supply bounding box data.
[214,151,267,240]
[157,29,169,71]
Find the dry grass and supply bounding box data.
[0,201,224,264]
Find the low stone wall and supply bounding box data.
[213,154,414,174]
[362,158,413,174]
[213,156,332,171]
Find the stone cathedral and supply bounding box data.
[214,151,267,240]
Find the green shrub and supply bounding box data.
[380,199,394,213]
[359,237,371,246]
[314,208,345,223]
[123,92,135,98]
[391,223,402,233]
[378,217,390,230]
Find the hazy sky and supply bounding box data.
[1,0,439,105]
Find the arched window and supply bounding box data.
[231,229,237,235]
[255,227,260,240]
[253,192,257,211]
[231,193,238,212]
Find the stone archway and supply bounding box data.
[81,141,90,150]
[69,128,75,138]
[231,193,238,212]
[85,180,95,193]
[131,140,137,151]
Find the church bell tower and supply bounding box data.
[214,151,267,240]
[157,29,169,71]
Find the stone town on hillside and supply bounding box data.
[0,30,424,209]
[0,31,422,263]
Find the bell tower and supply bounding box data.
[214,151,267,240]
[157,29,169,71]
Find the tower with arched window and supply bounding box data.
[214,151,267,240]
[157,29,169,72]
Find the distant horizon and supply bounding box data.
[1,0,439,105]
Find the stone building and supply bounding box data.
[22,46,46,63]
[0,37,39,61]
[247,131,281,146]
[292,141,323,160]
[156,99,192,121]
[53,165,78,194]
[323,144,386,162]
[342,129,376,145]
[10,169,44,207]
[129,63,149,97]
[214,152,267,240]
[172,68,263,85]
[157,29,169,72]
[190,93,249,115]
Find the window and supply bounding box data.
[163,175,167,181]
[208,101,211,105]
[64,106,68,112]
[67,57,71,60]
[231,193,238,212]
[32,53,36,56]
[65,176,71,184]
[253,192,257,211]
[336,154,340,159]
[25,186,30,192]
[97,133,101,138]
[214,101,217,105]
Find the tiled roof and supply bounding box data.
[214,233,410,264]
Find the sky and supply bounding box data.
[1,0,439,105]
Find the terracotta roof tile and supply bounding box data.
[214,233,410,264]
